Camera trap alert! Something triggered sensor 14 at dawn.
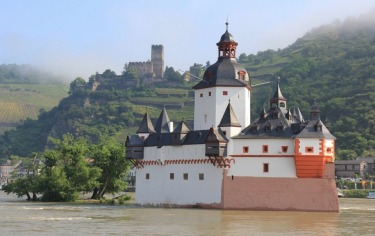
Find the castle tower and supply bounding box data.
[151,45,164,79]
[193,22,251,130]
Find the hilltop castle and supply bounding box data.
[125,23,339,212]
[127,45,164,81]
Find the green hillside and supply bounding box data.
[0,83,69,133]
[1,11,375,159]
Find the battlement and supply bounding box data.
[128,61,152,66]
[152,45,164,49]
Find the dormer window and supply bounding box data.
[315,124,322,131]
[265,122,272,132]
[277,125,284,132]
[238,71,246,81]
[250,125,258,133]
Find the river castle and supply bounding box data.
[125,23,339,212]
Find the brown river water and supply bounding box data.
[0,191,374,236]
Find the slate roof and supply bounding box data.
[356,157,375,164]
[234,107,297,139]
[193,58,250,90]
[296,119,336,139]
[125,135,144,147]
[217,28,237,44]
[143,130,211,147]
[154,107,171,133]
[206,127,229,143]
[218,102,241,127]
[292,105,305,123]
[173,121,190,134]
[136,112,156,133]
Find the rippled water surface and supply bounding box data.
[1,192,375,235]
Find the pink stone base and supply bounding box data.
[221,175,339,212]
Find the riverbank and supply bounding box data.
[1,190,135,205]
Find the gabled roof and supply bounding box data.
[356,157,375,164]
[136,112,156,134]
[154,107,171,133]
[218,102,241,127]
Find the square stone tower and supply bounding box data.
[151,45,164,79]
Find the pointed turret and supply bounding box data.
[218,101,241,127]
[171,121,190,145]
[310,100,320,120]
[292,104,305,123]
[155,107,172,133]
[270,78,287,109]
[137,112,156,134]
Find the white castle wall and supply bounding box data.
[227,139,296,177]
[136,144,223,205]
[194,87,250,130]
[298,138,320,155]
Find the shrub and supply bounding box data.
[343,189,370,198]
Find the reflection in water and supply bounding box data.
[1,192,375,236]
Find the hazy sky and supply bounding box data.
[1,0,375,81]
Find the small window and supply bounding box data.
[140,136,145,140]
[223,91,228,96]
[305,147,314,153]
[243,146,249,153]
[222,131,227,136]
[209,92,211,96]
[263,145,268,153]
[263,163,269,173]
[183,173,188,180]
[327,148,332,153]
[280,102,286,108]
[199,173,204,180]
[146,173,150,179]
[170,173,174,180]
[200,93,203,97]
[282,146,288,153]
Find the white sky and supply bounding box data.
[1,0,374,81]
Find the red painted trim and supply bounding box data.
[231,154,294,158]
[194,85,252,90]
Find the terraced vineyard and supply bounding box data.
[0,84,68,133]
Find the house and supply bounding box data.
[125,23,338,212]
[335,157,375,178]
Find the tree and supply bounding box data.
[38,134,101,201]
[164,66,182,82]
[90,137,131,199]
[2,154,42,200]
[189,63,205,80]
[69,77,87,94]
[102,69,116,78]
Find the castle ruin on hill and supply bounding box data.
[127,45,164,82]
[88,45,164,91]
